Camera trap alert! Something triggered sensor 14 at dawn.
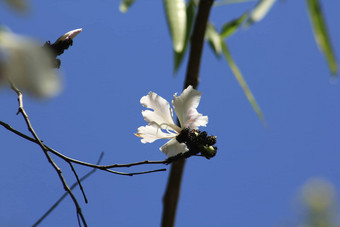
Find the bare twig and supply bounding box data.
[32,152,104,227]
[69,162,88,203]
[162,0,214,226]
[0,120,169,174]
[8,81,88,227]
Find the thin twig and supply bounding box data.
[105,168,167,176]
[162,1,214,227]
[32,152,104,227]
[69,162,88,203]
[0,120,169,170]
[8,81,87,227]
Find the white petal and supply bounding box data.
[172,85,208,129]
[140,91,180,132]
[136,125,177,143]
[0,31,61,98]
[160,138,188,157]
[55,28,82,43]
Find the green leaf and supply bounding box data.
[174,0,196,74]
[214,0,256,7]
[246,0,276,27]
[164,0,187,52]
[306,0,338,75]
[119,0,136,13]
[221,42,266,123]
[205,23,222,58]
[220,12,248,39]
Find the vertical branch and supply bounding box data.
[183,0,214,89]
[161,1,214,227]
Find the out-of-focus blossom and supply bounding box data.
[0,30,61,98]
[135,86,209,157]
[299,178,338,227]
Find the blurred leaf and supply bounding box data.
[206,23,222,58]
[306,0,338,75]
[246,0,276,27]
[2,0,28,13]
[164,0,187,52]
[220,12,248,39]
[221,42,265,123]
[119,0,136,13]
[214,0,256,7]
[174,0,196,74]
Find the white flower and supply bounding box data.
[136,86,208,157]
[0,30,60,98]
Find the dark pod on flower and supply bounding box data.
[175,128,218,160]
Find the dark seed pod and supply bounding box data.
[206,135,217,146]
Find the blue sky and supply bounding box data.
[1,0,340,226]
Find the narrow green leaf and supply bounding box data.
[246,0,276,27]
[174,0,196,74]
[205,23,222,58]
[306,0,338,75]
[119,0,136,13]
[164,0,187,52]
[220,12,248,39]
[214,0,256,7]
[221,42,266,123]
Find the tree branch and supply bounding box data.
[162,1,214,227]
[32,152,104,227]
[8,82,87,227]
[0,120,169,174]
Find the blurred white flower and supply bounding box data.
[299,178,338,227]
[0,30,61,98]
[136,86,208,157]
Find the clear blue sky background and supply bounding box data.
[1,0,340,226]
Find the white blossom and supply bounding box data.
[136,86,208,157]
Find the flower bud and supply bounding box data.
[55,28,82,43]
[202,145,217,159]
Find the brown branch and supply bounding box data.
[162,0,214,227]
[0,120,168,174]
[32,152,104,227]
[69,162,88,203]
[183,0,214,89]
[8,82,88,227]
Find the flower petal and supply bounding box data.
[160,138,188,157]
[172,85,208,129]
[135,125,177,143]
[140,91,180,132]
[55,28,82,43]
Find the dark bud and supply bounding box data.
[42,29,82,68]
[176,128,190,143]
[206,135,217,146]
[201,146,217,159]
